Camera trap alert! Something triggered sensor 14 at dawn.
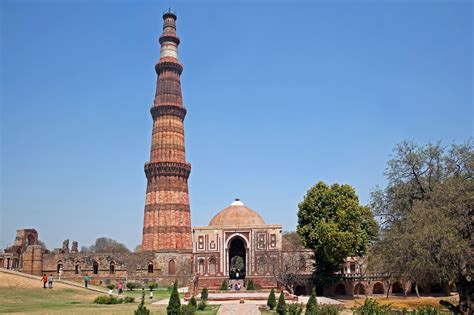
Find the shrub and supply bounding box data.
[127,282,141,291]
[314,305,342,315]
[267,288,277,310]
[147,281,158,291]
[352,298,392,315]
[134,300,150,315]
[289,303,304,315]
[182,304,196,315]
[167,281,181,315]
[201,287,209,300]
[305,288,317,315]
[220,279,229,290]
[93,295,121,304]
[412,306,443,315]
[247,279,255,290]
[189,296,197,309]
[106,284,115,290]
[124,296,135,303]
[197,299,207,311]
[277,292,287,315]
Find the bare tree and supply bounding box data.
[264,232,312,294]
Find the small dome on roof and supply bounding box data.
[208,199,265,226]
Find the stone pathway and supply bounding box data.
[217,303,260,315]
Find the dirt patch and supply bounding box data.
[0,272,74,289]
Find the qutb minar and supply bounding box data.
[141,10,192,253]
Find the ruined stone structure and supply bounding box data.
[141,9,192,254]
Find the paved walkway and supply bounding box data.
[217,303,260,315]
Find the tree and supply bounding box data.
[297,182,378,286]
[247,279,255,290]
[370,140,473,314]
[134,299,150,315]
[189,296,197,309]
[200,287,208,300]
[219,279,228,290]
[266,231,312,294]
[83,237,130,253]
[134,245,142,253]
[147,282,158,291]
[267,288,276,310]
[276,291,287,315]
[230,256,244,273]
[167,281,181,315]
[305,288,317,315]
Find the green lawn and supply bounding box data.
[0,285,218,314]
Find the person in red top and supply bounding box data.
[41,274,48,289]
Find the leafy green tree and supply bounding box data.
[106,284,115,290]
[83,237,130,253]
[305,288,317,315]
[246,279,255,290]
[370,141,473,313]
[276,291,287,315]
[297,182,378,286]
[189,295,197,309]
[288,303,304,315]
[267,288,276,310]
[220,279,228,290]
[147,282,158,291]
[134,299,150,315]
[200,287,208,300]
[167,281,181,315]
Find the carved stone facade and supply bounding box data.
[192,199,282,289]
[141,10,192,253]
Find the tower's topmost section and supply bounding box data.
[159,9,180,60]
[162,9,177,20]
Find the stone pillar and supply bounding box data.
[141,10,192,253]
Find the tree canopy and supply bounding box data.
[369,140,473,313]
[297,181,378,285]
[81,237,130,253]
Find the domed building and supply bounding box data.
[192,199,282,288]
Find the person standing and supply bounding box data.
[41,274,48,289]
[48,274,54,289]
[117,281,123,296]
[84,274,89,288]
[58,268,63,281]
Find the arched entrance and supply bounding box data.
[229,237,246,279]
[335,283,346,295]
[373,282,384,294]
[392,282,403,294]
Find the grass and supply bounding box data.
[0,287,171,314]
[195,305,220,315]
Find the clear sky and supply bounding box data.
[1,0,472,251]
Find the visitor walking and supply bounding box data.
[58,268,63,281]
[42,274,48,289]
[48,274,54,289]
[84,274,89,288]
[117,281,123,296]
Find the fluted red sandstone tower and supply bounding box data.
[142,10,192,252]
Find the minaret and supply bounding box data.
[142,10,192,252]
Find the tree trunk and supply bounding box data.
[386,283,391,299]
[456,273,473,315]
[415,284,420,298]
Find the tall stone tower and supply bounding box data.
[142,10,192,253]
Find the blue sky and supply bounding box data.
[1,0,472,251]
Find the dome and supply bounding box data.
[208,199,266,226]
